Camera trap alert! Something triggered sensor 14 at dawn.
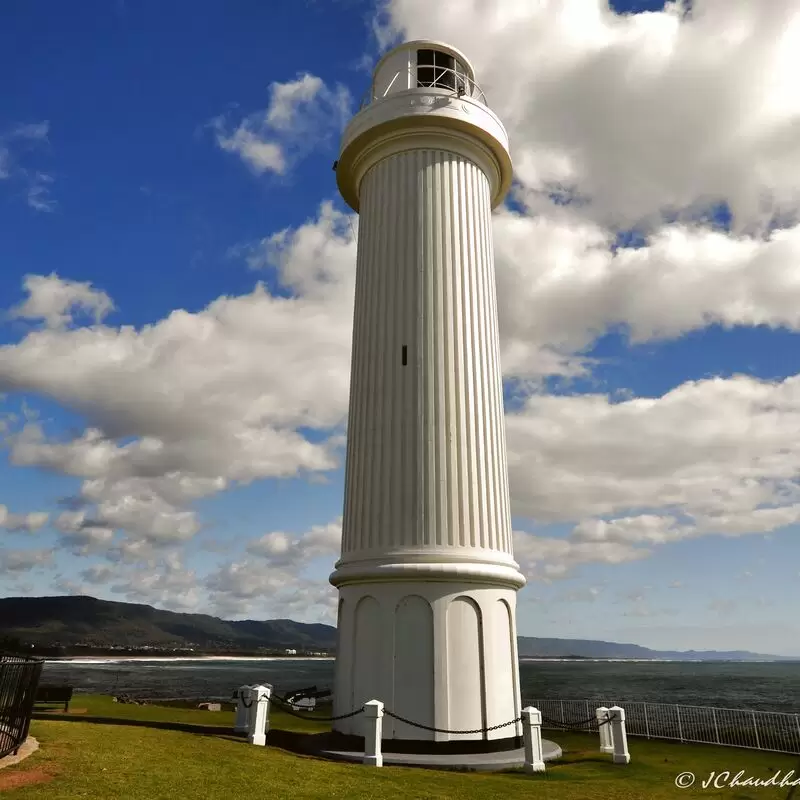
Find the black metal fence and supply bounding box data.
[0,652,44,759]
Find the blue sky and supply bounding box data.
[1,0,799,656]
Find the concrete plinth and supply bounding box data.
[316,739,563,772]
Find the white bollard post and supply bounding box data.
[234,684,254,734]
[247,684,272,747]
[362,699,384,767]
[597,706,614,754]
[609,706,630,764]
[521,706,546,773]
[261,683,273,736]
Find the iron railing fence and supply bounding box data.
[527,698,800,756]
[0,652,44,759]
[359,66,488,110]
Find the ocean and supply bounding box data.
[40,658,800,713]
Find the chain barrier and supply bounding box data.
[269,692,364,723]
[382,708,522,736]
[538,712,618,730]
[237,688,615,735]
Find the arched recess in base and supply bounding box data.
[392,594,434,739]
[332,597,352,726]
[484,598,518,738]
[351,595,382,712]
[446,596,486,740]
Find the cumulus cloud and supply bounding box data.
[493,211,800,379]
[247,519,341,567]
[506,374,800,524]
[9,273,114,329]
[377,0,800,233]
[0,548,53,572]
[205,560,338,622]
[0,202,355,561]
[108,554,201,612]
[0,504,49,533]
[212,73,351,175]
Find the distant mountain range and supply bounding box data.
[0,595,337,654]
[516,637,796,661]
[0,595,794,660]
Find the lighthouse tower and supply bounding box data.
[331,40,525,748]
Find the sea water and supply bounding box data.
[39,657,800,713]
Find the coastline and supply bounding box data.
[44,655,795,665]
[46,656,336,664]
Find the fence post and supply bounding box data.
[247,684,272,747]
[596,707,614,754]
[712,708,720,745]
[751,711,761,750]
[676,705,684,743]
[560,700,566,726]
[609,706,630,765]
[643,702,650,740]
[521,707,545,773]
[234,684,254,734]
[363,700,384,767]
[795,715,800,753]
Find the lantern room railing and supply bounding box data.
[359,66,488,110]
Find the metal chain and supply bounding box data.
[238,690,615,735]
[382,708,521,735]
[539,712,618,729]
[269,692,364,722]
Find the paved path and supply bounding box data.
[0,737,39,771]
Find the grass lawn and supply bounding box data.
[1,694,798,799]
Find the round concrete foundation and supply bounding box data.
[316,738,562,771]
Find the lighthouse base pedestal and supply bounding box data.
[331,574,526,741]
[313,737,563,772]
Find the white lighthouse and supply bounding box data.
[330,40,525,749]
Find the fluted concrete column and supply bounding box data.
[341,148,512,558]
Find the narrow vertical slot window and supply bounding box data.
[402,345,408,366]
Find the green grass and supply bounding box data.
[2,695,797,799]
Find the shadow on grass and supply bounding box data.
[31,713,240,740]
[30,712,330,755]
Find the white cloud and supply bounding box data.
[493,212,800,378]
[55,510,116,554]
[204,560,338,622]
[9,273,114,329]
[0,202,355,557]
[108,555,201,612]
[377,0,800,233]
[513,529,651,581]
[80,563,117,584]
[0,122,54,211]
[247,519,341,567]
[0,548,53,572]
[214,127,285,174]
[26,172,55,212]
[506,375,800,524]
[212,73,351,176]
[0,504,49,532]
